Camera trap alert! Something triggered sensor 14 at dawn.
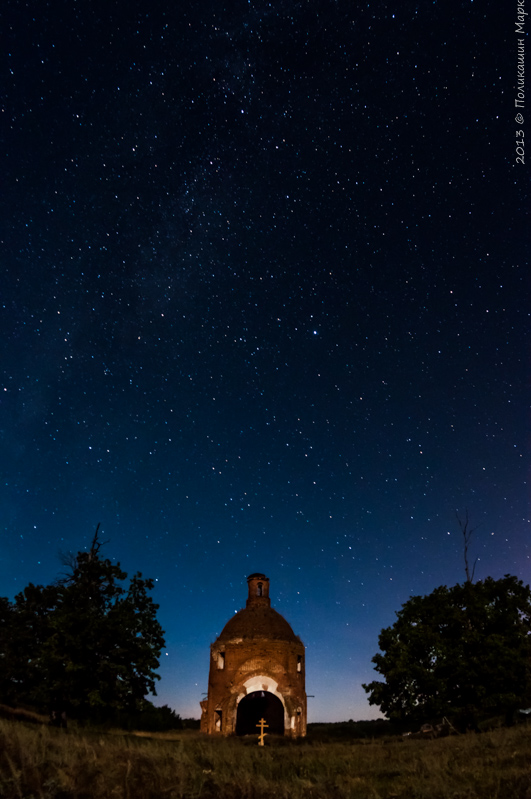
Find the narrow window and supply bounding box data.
[257,582,263,596]
[217,652,225,670]
[215,710,222,732]
[297,655,302,672]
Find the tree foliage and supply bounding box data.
[123,700,185,732]
[363,575,531,728]
[0,530,165,721]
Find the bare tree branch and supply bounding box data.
[56,550,79,583]
[88,522,109,560]
[56,523,109,584]
[456,509,480,583]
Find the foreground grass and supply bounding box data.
[1,719,530,799]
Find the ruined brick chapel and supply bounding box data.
[200,573,307,737]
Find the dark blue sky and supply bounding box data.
[1,0,528,721]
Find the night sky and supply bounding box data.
[2,0,528,722]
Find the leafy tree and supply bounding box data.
[0,595,18,702]
[119,700,184,732]
[363,575,531,728]
[0,528,165,721]
[0,583,60,707]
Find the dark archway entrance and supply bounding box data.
[236,691,284,736]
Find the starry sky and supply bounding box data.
[1,0,528,722]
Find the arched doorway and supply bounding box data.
[236,691,284,736]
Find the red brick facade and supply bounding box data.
[200,573,307,737]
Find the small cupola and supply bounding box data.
[246,573,271,607]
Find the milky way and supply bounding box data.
[1,0,527,721]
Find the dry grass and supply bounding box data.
[1,718,530,798]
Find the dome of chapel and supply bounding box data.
[216,572,299,643]
[217,603,299,642]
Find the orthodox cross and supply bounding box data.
[256,717,268,746]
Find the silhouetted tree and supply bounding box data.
[363,575,531,729]
[0,584,60,707]
[0,527,165,721]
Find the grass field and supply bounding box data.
[1,718,530,798]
